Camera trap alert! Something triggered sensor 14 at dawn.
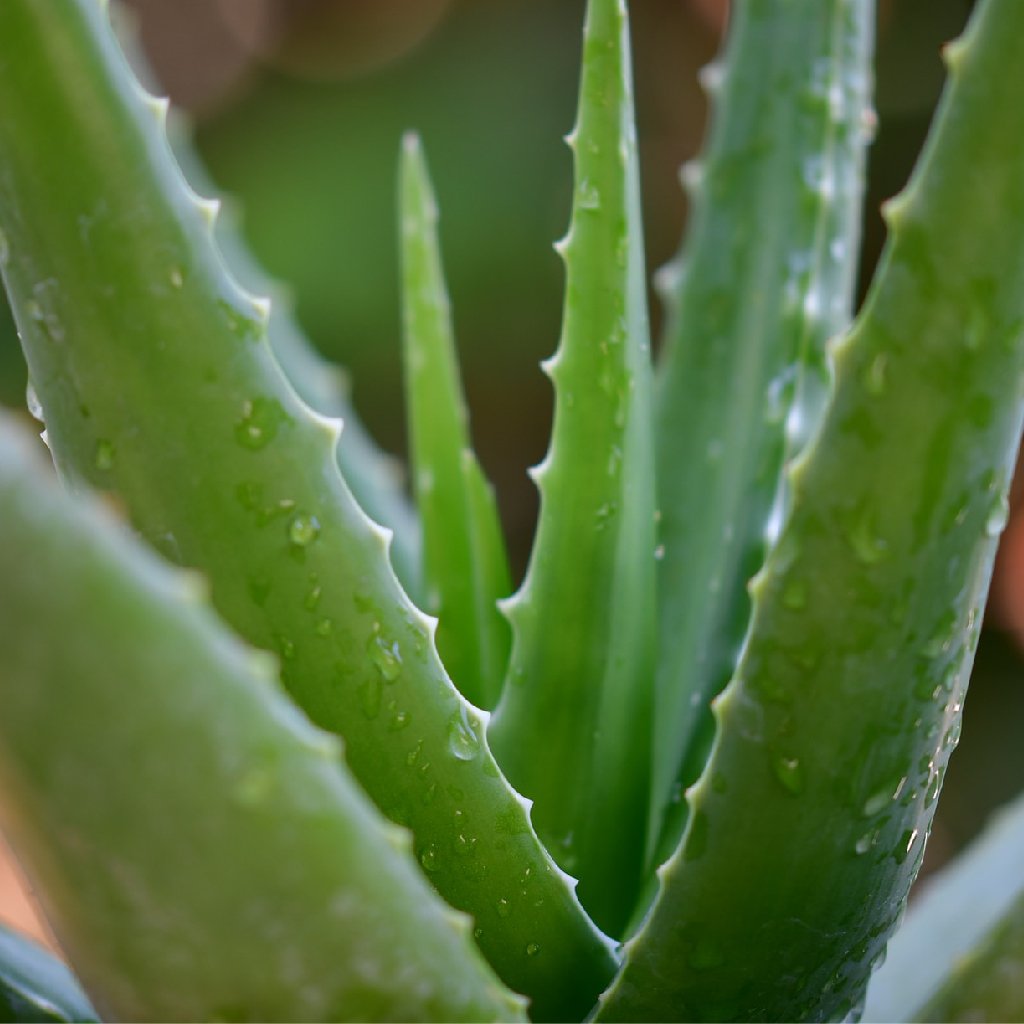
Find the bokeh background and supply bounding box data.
[5,0,1024,953]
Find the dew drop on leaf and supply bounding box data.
[94,438,115,472]
[772,753,804,796]
[985,493,1010,536]
[386,699,411,732]
[863,353,888,396]
[235,397,288,451]
[577,178,600,210]
[893,828,918,865]
[846,510,887,565]
[419,844,440,872]
[288,512,320,547]
[525,943,540,958]
[367,630,403,681]
[25,381,43,423]
[448,711,481,761]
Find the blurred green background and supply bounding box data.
[0,0,1020,878]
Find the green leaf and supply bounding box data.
[914,888,1024,1023]
[0,414,525,1023]
[0,3,615,1018]
[649,0,875,863]
[0,923,97,1023]
[863,790,1024,1022]
[205,189,424,601]
[599,0,1024,1018]
[399,133,512,711]
[486,0,656,939]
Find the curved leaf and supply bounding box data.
[0,2,615,1017]
[600,0,1024,1018]
[0,414,524,1023]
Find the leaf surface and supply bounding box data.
[399,134,512,710]
[649,0,874,862]
[0,415,525,1023]
[600,0,1024,1018]
[486,0,656,938]
[0,3,615,1017]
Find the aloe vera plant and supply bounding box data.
[1,0,1024,1020]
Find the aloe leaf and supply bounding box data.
[863,790,1024,1022]
[128,30,422,589]
[913,888,1024,1023]
[0,415,526,1024]
[649,0,875,862]
[0,3,615,1018]
[599,0,1024,1019]
[201,185,424,600]
[0,923,97,1023]
[486,0,656,938]
[399,133,512,710]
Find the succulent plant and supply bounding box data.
[1,0,1024,1020]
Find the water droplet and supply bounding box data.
[854,831,874,856]
[25,381,43,423]
[525,943,540,958]
[419,845,439,872]
[772,754,804,796]
[894,828,919,865]
[235,397,289,451]
[358,675,382,719]
[315,618,333,637]
[863,776,904,816]
[985,493,1010,536]
[304,584,322,611]
[453,833,477,857]
[94,438,115,472]
[368,630,403,681]
[169,266,184,289]
[863,353,888,396]
[217,299,262,341]
[288,512,320,548]
[846,511,887,565]
[577,179,600,211]
[782,579,807,610]
[387,700,411,731]
[654,544,666,561]
[944,719,962,748]
[448,710,481,761]
[594,502,618,530]
[274,634,296,661]
[496,898,511,919]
